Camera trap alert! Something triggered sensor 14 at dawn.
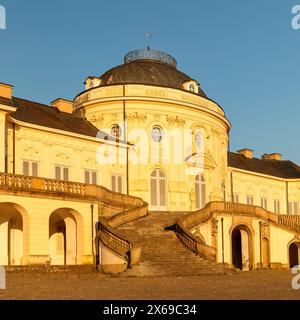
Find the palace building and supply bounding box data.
[1,48,300,273]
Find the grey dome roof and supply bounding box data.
[98,49,207,98]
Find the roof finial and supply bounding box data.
[145,32,152,50]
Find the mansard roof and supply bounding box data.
[1,96,117,142]
[228,151,300,179]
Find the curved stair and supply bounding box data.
[118,211,230,277]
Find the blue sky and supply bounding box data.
[1,1,300,162]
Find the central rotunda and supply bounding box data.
[74,48,230,211]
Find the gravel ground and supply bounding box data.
[0,268,299,300]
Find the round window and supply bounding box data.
[151,126,163,142]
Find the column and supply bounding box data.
[0,221,8,265]
[0,111,6,173]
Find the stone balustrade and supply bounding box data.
[176,201,300,262]
[0,172,149,272]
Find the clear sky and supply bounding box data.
[1,1,299,162]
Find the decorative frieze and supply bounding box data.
[166,115,186,127]
[153,114,161,122]
[111,113,120,122]
[126,112,147,122]
[145,88,166,98]
[55,153,70,162]
[87,114,104,129]
[23,147,40,159]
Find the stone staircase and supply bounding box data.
[119,211,231,277]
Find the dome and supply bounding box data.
[98,49,207,98]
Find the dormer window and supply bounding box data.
[85,77,101,90]
[189,84,195,93]
[183,80,199,94]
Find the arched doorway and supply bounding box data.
[231,225,251,270]
[262,238,270,268]
[195,175,206,209]
[0,203,27,265]
[289,242,300,268]
[150,169,167,210]
[49,208,83,265]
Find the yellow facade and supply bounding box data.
[1,49,300,272]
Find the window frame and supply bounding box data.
[232,193,239,204]
[261,197,268,210]
[22,160,39,177]
[54,165,70,181]
[274,199,280,214]
[111,174,123,193]
[288,201,299,215]
[84,169,98,185]
[247,195,254,206]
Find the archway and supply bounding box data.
[289,242,300,268]
[0,203,28,265]
[150,169,167,210]
[49,208,83,265]
[231,225,251,270]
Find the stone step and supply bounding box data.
[117,211,231,278]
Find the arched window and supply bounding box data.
[110,124,122,139]
[195,175,206,209]
[150,169,167,209]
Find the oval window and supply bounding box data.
[151,126,163,143]
[110,124,122,138]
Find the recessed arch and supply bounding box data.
[49,208,84,265]
[288,241,300,268]
[0,202,29,265]
[230,224,253,271]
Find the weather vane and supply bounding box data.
[145,32,152,50]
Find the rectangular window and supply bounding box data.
[232,193,239,203]
[261,197,268,210]
[274,200,280,214]
[84,170,97,185]
[22,160,39,177]
[111,175,122,193]
[55,166,69,181]
[247,195,254,206]
[289,201,299,215]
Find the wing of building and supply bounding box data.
[1,48,300,273]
